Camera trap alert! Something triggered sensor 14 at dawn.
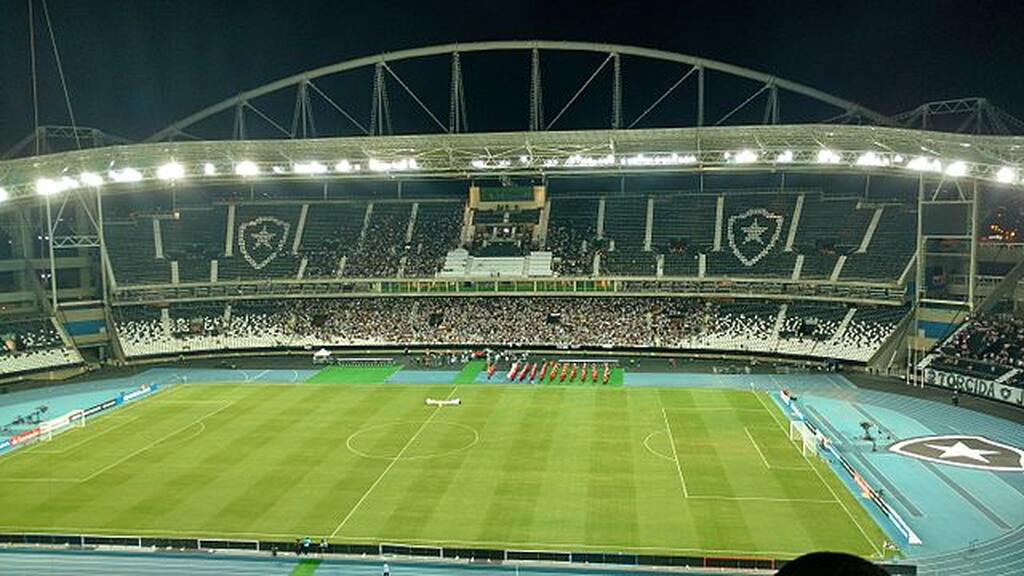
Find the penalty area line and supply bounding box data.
[744,426,772,470]
[752,391,883,559]
[76,401,235,483]
[329,385,459,538]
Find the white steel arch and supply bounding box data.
[147,40,890,142]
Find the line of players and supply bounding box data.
[488,360,613,384]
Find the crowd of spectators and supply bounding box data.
[113,297,904,362]
[936,313,1024,380]
[344,210,408,277]
[0,318,82,376]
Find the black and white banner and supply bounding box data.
[924,368,1024,407]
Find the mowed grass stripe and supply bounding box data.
[0,384,887,560]
[305,366,401,385]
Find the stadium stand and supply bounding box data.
[841,204,917,282]
[405,201,464,277]
[345,202,412,277]
[706,193,797,278]
[299,202,367,277]
[933,312,1024,382]
[0,318,82,376]
[791,196,866,280]
[162,207,226,283]
[602,196,657,275]
[104,219,170,285]
[112,297,907,362]
[98,194,918,286]
[653,193,717,277]
[220,204,302,281]
[547,197,598,275]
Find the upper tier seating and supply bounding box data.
[653,194,717,277]
[104,220,170,285]
[101,194,916,285]
[705,193,797,279]
[345,203,412,277]
[792,197,866,280]
[219,204,301,281]
[300,202,367,278]
[602,197,656,275]
[547,198,598,276]
[162,207,226,283]
[405,202,464,277]
[842,205,917,282]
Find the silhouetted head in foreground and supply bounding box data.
[776,552,890,576]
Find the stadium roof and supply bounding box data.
[1,41,1021,204]
[0,124,1021,203]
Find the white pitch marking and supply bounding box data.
[329,386,459,538]
[641,430,676,462]
[77,401,235,483]
[744,426,773,470]
[660,406,691,498]
[752,390,883,558]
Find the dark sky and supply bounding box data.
[1,0,1022,150]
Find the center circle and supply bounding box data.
[346,421,479,461]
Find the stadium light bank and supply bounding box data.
[13,148,1024,199]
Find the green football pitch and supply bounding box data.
[0,379,887,560]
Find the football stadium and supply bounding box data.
[1,7,1024,576]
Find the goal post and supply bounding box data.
[789,420,818,458]
[40,409,86,442]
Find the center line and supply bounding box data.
[660,406,690,498]
[329,386,459,538]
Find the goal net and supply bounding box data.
[40,409,85,442]
[789,420,818,458]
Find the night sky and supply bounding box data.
[1,0,1022,150]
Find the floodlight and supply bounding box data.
[80,172,104,187]
[335,160,353,173]
[293,161,327,175]
[156,161,186,181]
[733,150,758,164]
[775,150,794,163]
[271,165,287,175]
[203,163,217,176]
[944,161,968,177]
[855,152,888,167]
[817,149,841,164]
[36,178,64,196]
[906,156,942,172]
[0,187,8,203]
[235,161,260,176]
[108,167,143,182]
[996,166,1017,183]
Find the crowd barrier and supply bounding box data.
[777,391,922,547]
[0,532,916,574]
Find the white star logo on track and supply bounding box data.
[924,441,999,463]
[889,434,1024,472]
